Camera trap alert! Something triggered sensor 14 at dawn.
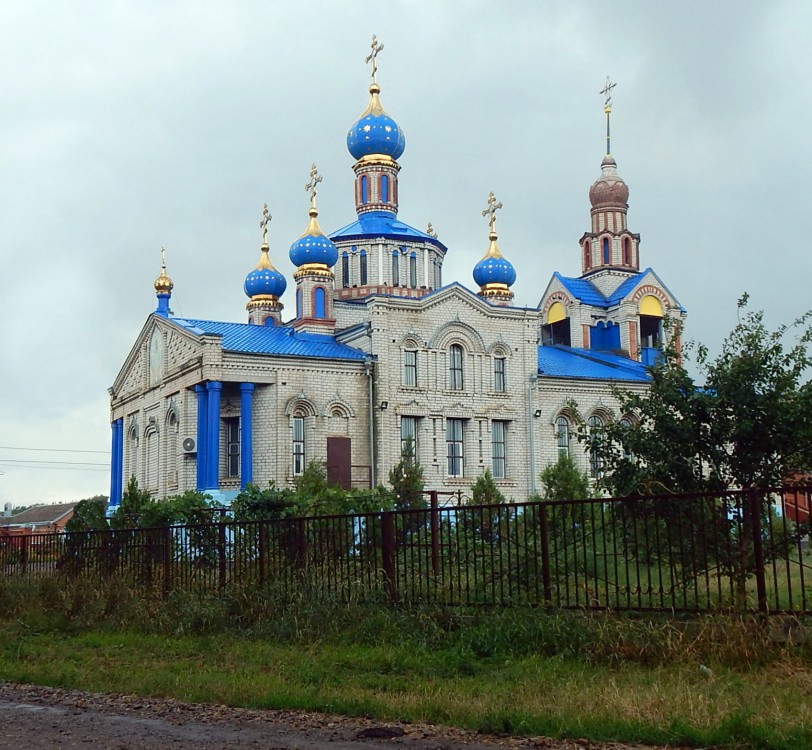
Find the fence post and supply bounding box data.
[539,501,552,604]
[430,490,441,579]
[380,511,398,603]
[750,488,768,614]
[258,521,267,586]
[218,522,227,590]
[163,526,173,598]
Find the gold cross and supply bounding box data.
[260,203,271,244]
[365,35,384,84]
[600,76,617,111]
[305,164,322,208]
[481,192,503,234]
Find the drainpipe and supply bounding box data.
[528,373,538,496]
[365,355,376,487]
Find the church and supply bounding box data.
[108,41,685,508]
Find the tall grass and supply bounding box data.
[1,574,811,749]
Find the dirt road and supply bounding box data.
[0,682,680,750]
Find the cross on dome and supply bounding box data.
[365,35,384,85]
[481,192,503,236]
[305,164,322,208]
[260,203,272,245]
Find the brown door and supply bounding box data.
[326,436,352,490]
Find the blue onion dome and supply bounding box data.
[289,206,339,268]
[473,232,516,288]
[347,83,406,161]
[244,246,287,298]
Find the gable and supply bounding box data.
[110,315,202,399]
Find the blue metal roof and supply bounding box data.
[170,318,368,360]
[555,270,649,308]
[538,345,650,382]
[330,211,447,252]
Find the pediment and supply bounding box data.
[110,315,202,400]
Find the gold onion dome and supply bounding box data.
[154,251,173,294]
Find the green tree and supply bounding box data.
[470,469,507,505]
[388,438,425,512]
[538,455,591,502]
[587,297,812,496]
[580,297,812,601]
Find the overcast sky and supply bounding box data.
[1,1,810,506]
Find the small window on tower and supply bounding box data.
[359,249,368,285]
[602,237,610,264]
[381,174,389,203]
[341,252,349,288]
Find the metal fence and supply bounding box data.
[2,487,810,614]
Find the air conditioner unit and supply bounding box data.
[182,437,197,454]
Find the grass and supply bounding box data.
[0,576,811,749]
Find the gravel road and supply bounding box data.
[0,682,685,750]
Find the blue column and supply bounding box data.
[109,419,123,507]
[195,385,208,490]
[206,381,222,490]
[240,383,255,488]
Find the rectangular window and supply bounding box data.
[446,418,464,477]
[292,416,305,476]
[491,420,506,479]
[403,350,417,387]
[392,251,400,286]
[226,417,240,478]
[401,416,417,457]
[341,253,349,287]
[359,250,367,285]
[409,253,417,288]
[494,357,506,392]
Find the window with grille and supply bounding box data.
[491,420,506,479]
[555,416,570,459]
[401,416,417,456]
[226,417,240,477]
[293,416,305,476]
[588,415,604,478]
[403,349,417,387]
[494,357,506,392]
[449,344,464,390]
[446,418,464,477]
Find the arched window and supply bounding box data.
[555,416,570,458]
[435,260,442,289]
[583,242,591,270]
[619,416,633,461]
[381,174,389,203]
[313,287,326,318]
[587,415,604,478]
[145,427,158,491]
[493,356,506,392]
[264,316,275,327]
[391,250,399,286]
[292,415,305,476]
[449,344,464,390]
[341,251,349,287]
[360,175,369,204]
[359,249,368,285]
[622,237,631,265]
[602,237,610,264]
[409,252,417,288]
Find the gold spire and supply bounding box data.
[599,76,617,155]
[427,221,437,239]
[154,246,173,293]
[300,163,327,238]
[253,245,277,271]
